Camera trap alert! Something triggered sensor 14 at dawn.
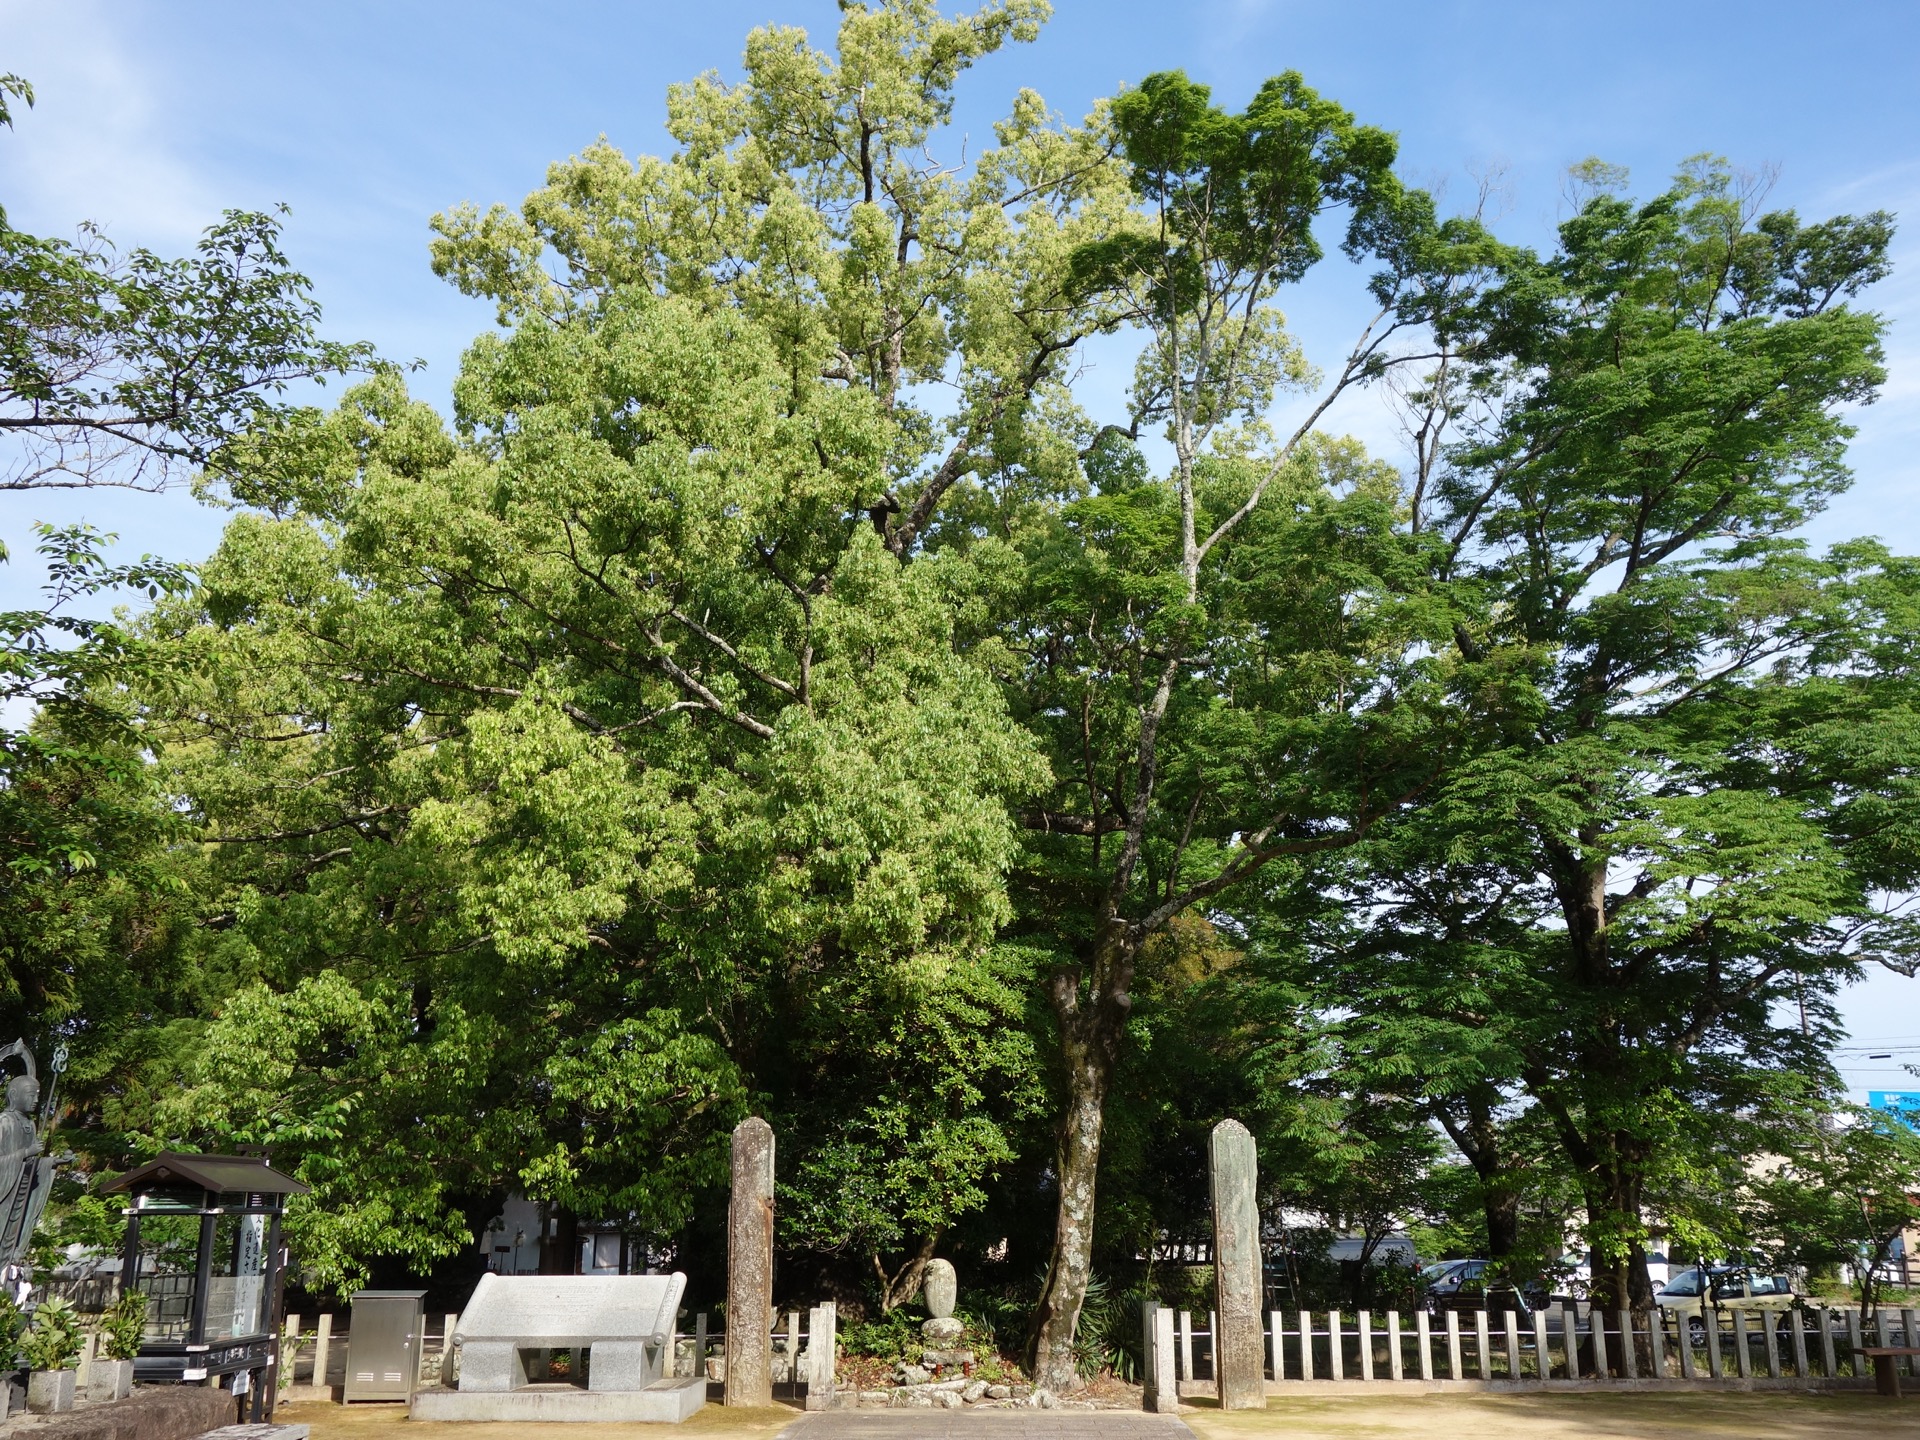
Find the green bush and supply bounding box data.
[102,1291,148,1362]
[0,1294,24,1367]
[840,1306,926,1361]
[20,1296,84,1371]
[1072,1274,1143,1380]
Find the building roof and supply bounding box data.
[101,1152,310,1196]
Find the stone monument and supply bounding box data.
[724,1117,774,1407]
[410,1273,705,1422]
[920,1259,962,1344]
[1209,1118,1264,1410]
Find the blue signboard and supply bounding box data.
[1867,1091,1920,1126]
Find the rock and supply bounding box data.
[921,1316,964,1345]
[923,1258,958,1319]
[896,1364,931,1386]
[962,1381,989,1403]
[921,1348,975,1368]
[937,1390,963,1409]
[861,1391,892,1406]
[1009,1385,1031,1399]
[1035,1388,1058,1409]
[909,1392,936,1408]
[986,1384,1011,1400]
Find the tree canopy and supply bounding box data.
[4,0,1911,1379]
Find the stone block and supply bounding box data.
[29,1370,76,1414]
[587,1341,659,1392]
[456,1342,521,1393]
[83,1359,134,1404]
[411,1376,705,1424]
[20,1382,237,1440]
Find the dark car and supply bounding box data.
[1420,1259,1538,1316]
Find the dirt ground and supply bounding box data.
[1183,1390,1917,1440]
[279,1388,1920,1440]
[277,1398,801,1440]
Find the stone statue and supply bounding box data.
[0,1041,58,1276]
[922,1259,956,1319]
[920,1259,962,1345]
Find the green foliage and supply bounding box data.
[1313,155,1904,1311]
[838,1305,927,1360]
[0,1293,23,1367]
[0,206,375,492]
[4,1,1913,1352]
[20,1297,84,1372]
[102,0,1121,1293]
[101,1291,147,1362]
[1754,1102,1920,1318]
[1070,1272,1141,1380]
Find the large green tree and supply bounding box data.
[0,66,368,1058]
[959,70,1485,1384]
[124,0,1133,1291]
[1319,158,1912,1320]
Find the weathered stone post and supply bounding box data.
[1209,1118,1265,1410]
[1142,1301,1177,1412]
[802,1301,837,1411]
[725,1117,775,1407]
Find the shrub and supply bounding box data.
[20,1296,85,1371]
[0,1294,23,1367]
[1071,1274,1142,1380]
[840,1306,925,1361]
[102,1291,148,1362]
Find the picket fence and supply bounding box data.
[1148,1301,1909,1390]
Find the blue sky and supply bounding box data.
[5,0,1920,1083]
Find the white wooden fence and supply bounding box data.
[1148,1301,1912,1389]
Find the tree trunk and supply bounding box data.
[1582,1156,1653,1317]
[875,1234,938,1313]
[1435,1092,1522,1263]
[1027,967,1128,1393]
[1486,1194,1520,1262]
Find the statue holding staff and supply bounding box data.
[0,1041,60,1283]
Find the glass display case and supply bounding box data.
[103,1153,308,1420]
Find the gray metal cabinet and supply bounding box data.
[344,1289,426,1401]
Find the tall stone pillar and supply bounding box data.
[1210,1118,1264,1410]
[725,1117,775,1407]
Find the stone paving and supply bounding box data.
[776,1413,1195,1440]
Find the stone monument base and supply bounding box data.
[409,1379,707,1424]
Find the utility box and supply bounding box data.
[345,1289,426,1402]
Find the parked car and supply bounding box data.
[1654,1266,1800,1334]
[1419,1259,1538,1315]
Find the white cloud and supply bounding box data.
[0,0,219,245]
